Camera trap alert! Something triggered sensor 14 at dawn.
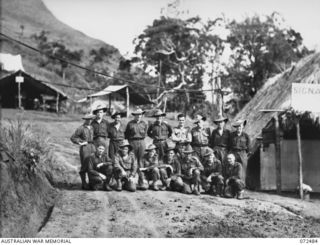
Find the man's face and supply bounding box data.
[196,120,203,128]
[178,116,185,127]
[96,110,104,120]
[114,115,121,123]
[185,152,192,160]
[227,154,235,165]
[217,121,225,129]
[148,149,156,158]
[121,146,129,155]
[97,146,105,155]
[205,154,215,163]
[134,114,142,122]
[84,119,92,125]
[168,150,175,159]
[235,124,243,134]
[155,116,163,123]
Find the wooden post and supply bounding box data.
[296,119,303,199]
[126,86,130,118]
[109,94,112,114]
[18,81,21,109]
[156,60,162,99]
[56,93,59,113]
[274,115,281,194]
[163,95,167,113]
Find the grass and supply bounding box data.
[0,115,52,169]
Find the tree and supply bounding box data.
[134,16,207,113]
[225,13,312,105]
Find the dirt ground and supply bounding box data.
[3,109,320,238]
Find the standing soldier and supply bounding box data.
[180,145,204,195]
[125,108,148,167]
[70,113,96,190]
[108,111,126,160]
[224,153,245,199]
[209,115,230,174]
[147,109,173,161]
[91,104,110,155]
[171,113,192,159]
[201,148,224,196]
[113,140,138,192]
[191,114,211,162]
[138,144,161,191]
[86,145,114,191]
[229,119,250,185]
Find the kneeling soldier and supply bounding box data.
[113,140,138,192]
[180,145,204,195]
[224,153,245,199]
[138,144,162,191]
[86,145,113,191]
[162,146,183,192]
[202,148,224,196]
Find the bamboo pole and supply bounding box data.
[56,93,59,113]
[274,115,281,194]
[296,119,303,199]
[126,86,130,118]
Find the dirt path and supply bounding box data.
[6,110,318,238]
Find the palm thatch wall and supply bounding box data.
[234,52,320,152]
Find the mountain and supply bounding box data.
[0,0,122,100]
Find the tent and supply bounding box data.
[78,84,153,115]
[0,70,68,111]
[234,52,320,192]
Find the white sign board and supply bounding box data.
[291,83,320,112]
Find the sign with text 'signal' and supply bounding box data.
[291,83,320,112]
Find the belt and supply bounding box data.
[130,138,144,141]
[94,136,107,139]
[192,144,208,147]
[111,138,124,142]
[153,139,166,143]
[215,145,227,148]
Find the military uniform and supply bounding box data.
[224,161,245,197]
[147,121,172,160]
[162,155,183,192]
[201,158,224,195]
[108,121,126,160]
[229,131,250,184]
[86,152,113,190]
[114,152,138,192]
[171,126,191,159]
[191,126,211,162]
[180,155,204,194]
[91,118,109,152]
[138,153,161,190]
[125,119,148,167]
[70,124,96,185]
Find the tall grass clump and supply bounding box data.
[0,118,52,168]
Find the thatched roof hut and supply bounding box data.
[235,52,320,192]
[234,52,320,152]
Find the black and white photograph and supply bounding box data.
[0,0,320,240]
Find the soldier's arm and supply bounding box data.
[70,127,83,145]
[186,127,192,143]
[175,158,182,176]
[87,157,100,177]
[124,122,131,139]
[246,133,251,153]
[147,123,153,138]
[167,123,173,138]
[196,158,204,171]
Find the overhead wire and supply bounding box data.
[0,32,222,96]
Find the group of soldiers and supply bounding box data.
[70,104,250,199]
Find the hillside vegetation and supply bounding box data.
[0,0,122,100]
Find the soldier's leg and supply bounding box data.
[191,169,201,195]
[99,164,113,191]
[150,167,160,191]
[159,168,170,190]
[113,167,124,191]
[138,140,146,167]
[87,172,103,191]
[108,141,117,160]
[201,175,211,193]
[232,179,245,199]
[138,171,149,190]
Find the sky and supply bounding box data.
[43,0,320,56]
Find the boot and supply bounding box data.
[160,179,170,191]
[192,184,200,195]
[103,178,113,191]
[79,173,89,190]
[217,184,223,197]
[237,190,244,200]
[116,179,122,191]
[151,181,159,191]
